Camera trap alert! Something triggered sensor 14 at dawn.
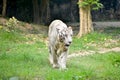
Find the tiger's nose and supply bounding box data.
[69,41,72,44]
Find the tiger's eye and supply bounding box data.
[65,34,68,37]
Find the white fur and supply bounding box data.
[48,20,72,69]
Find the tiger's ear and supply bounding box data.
[68,26,72,30]
[68,26,73,35]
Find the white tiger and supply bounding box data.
[48,20,73,69]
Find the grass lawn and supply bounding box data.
[0,24,120,80]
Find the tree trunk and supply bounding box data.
[2,0,7,17]
[40,0,50,24]
[77,0,93,38]
[32,0,40,24]
[46,1,51,24]
[70,0,76,22]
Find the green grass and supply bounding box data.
[68,52,120,80]
[70,31,112,53]
[0,26,120,80]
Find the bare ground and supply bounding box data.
[68,21,120,28]
[68,47,120,58]
[67,21,120,35]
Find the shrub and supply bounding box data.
[6,17,19,32]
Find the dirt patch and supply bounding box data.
[67,22,120,35]
[99,47,120,53]
[0,17,8,25]
[68,47,120,58]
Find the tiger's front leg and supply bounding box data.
[52,52,59,68]
[49,47,59,68]
[58,51,68,70]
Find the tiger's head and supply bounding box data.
[57,26,73,48]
